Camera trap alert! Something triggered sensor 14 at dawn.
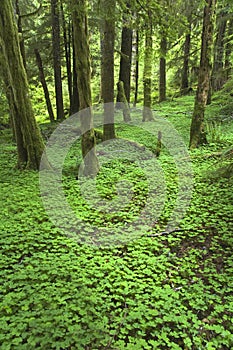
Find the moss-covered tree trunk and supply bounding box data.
[159,36,167,103]
[132,30,139,107]
[72,0,99,177]
[225,18,233,79]
[71,34,80,114]
[116,6,133,104]
[117,81,131,122]
[101,0,116,140]
[0,0,44,170]
[51,0,64,120]
[189,0,216,149]
[211,10,227,92]
[180,27,191,94]
[142,13,154,122]
[34,48,55,123]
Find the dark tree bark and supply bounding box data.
[211,10,227,92]
[15,0,27,70]
[72,0,99,176]
[225,18,233,79]
[60,0,72,110]
[133,30,139,107]
[189,0,216,149]
[180,26,191,94]
[0,0,44,169]
[116,8,133,104]
[142,13,154,121]
[117,81,131,122]
[34,48,55,122]
[71,35,80,114]
[101,0,116,140]
[51,0,64,120]
[159,36,167,103]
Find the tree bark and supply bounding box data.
[225,18,233,79]
[116,7,133,104]
[159,36,167,102]
[60,0,72,110]
[101,0,116,140]
[189,0,216,149]
[132,30,139,107]
[180,27,191,94]
[34,48,55,122]
[0,0,44,169]
[51,0,64,120]
[72,0,99,176]
[71,34,80,114]
[117,81,131,122]
[211,10,227,92]
[15,0,27,70]
[142,13,154,121]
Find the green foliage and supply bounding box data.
[1,95,233,349]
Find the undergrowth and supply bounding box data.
[0,96,233,349]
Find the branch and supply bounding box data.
[20,3,42,19]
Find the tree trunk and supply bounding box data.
[60,0,72,110]
[71,36,80,115]
[189,0,216,149]
[116,7,132,104]
[142,14,154,122]
[101,0,116,140]
[225,18,233,80]
[159,36,167,102]
[72,0,99,176]
[117,81,131,122]
[0,0,44,169]
[34,48,55,122]
[180,26,191,94]
[132,30,139,107]
[15,0,27,70]
[211,10,227,92]
[51,0,64,120]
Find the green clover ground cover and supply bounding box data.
[1,96,233,349]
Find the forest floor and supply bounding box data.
[1,95,233,349]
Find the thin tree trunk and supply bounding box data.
[225,18,233,79]
[71,35,80,114]
[180,25,191,94]
[0,0,44,169]
[60,0,72,109]
[211,11,227,92]
[101,0,116,140]
[34,48,55,122]
[51,0,64,120]
[132,30,139,107]
[142,13,154,121]
[189,0,216,149]
[72,0,99,176]
[159,36,167,102]
[116,7,133,104]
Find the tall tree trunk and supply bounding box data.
[34,48,55,123]
[51,0,64,120]
[15,0,27,70]
[211,10,227,92]
[189,0,216,149]
[101,0,116,140]
[0,0,44,169]
[132,29,139,107]
[159,35,167,102]
[72,0,99,176]
[71,34,80,114]
[60,0,72,110]
[180,24,191,94]
[116,7,133,104]
[225,18,233,80]
[142,13,154,121]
